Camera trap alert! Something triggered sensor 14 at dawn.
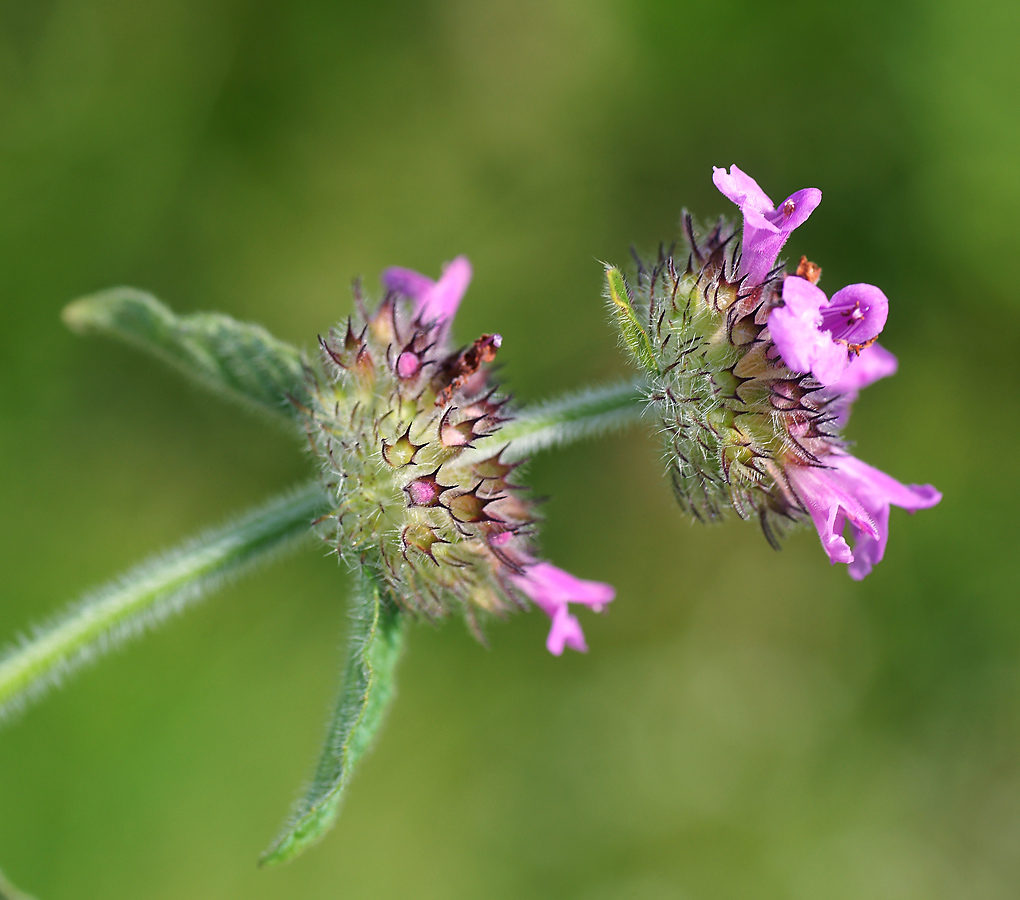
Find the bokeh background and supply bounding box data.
[1,0,1017,897]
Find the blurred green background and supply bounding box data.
[1,0,1016,897]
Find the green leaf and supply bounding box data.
[62,288,310,426]
[605,266,658,376]
[0,482,328,724]
[261,571,406,866]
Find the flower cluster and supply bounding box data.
[305,258,613,652]
[610,165,940,578]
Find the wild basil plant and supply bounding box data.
[0,167,939,896]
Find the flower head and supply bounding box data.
[306,257,612,651]
[713,165,822,285]
[607,167,940,577]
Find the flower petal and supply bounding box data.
[381,256,472,329]
[846,503,890,580]
[713,165,774,212]
[822,343,898,428]
[835,455,940,580]
[833,454,943,513]
[786,453,941,579]
[829,342,898,394]
[511,560,615,655]
[547,608,588,655]
[821,283,888,346]
[771,277,845,382]
[382,266,435,300]
[714,167,822,285]
[771,278,892,387]
[419,255,472,325]
[767,187,822,232]
[786,463,879,566]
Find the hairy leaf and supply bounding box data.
[63,288,310,426]
[261,572,406,866]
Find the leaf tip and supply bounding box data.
[257,814,322,868]
[257,844,288,869]
[60,296,94,334]
[61,287,154,335]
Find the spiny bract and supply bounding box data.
[611,216,841,548]
[302,282,537,634]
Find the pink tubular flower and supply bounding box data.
[770,276,889,386]
[713,165,822,285]
[382,256,472,331]
[824,342,899,427]
[614,164,940,580]
[828,342,898,395]
[785,454,941,580]
[510,561,615,655]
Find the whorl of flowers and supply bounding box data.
[304,257,613,652]
[609,165,940,578]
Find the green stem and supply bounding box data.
[493,378,646,460]
[0,482,328,723]
[0,380,644,726]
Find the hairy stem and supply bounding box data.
[0,379,644,725]
[0,483,329,723]
[494,378,646,460]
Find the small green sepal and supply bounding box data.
[605,266,658,375]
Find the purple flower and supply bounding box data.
[828,342,898,395]
[785,454,941,580]
[713,165,822,285]
[619,165,940,579]
[770,276,889,386]
[510,561,615,655]
[824,342,898,427]
[382,256,472,331]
